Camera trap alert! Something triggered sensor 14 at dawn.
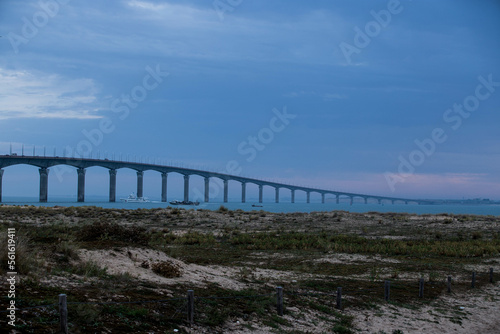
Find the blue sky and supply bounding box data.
[0,0,499,201]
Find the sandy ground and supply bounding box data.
[2,207,499,333]
[76,247,500,334]
[350,284,500,334]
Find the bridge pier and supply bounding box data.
[349,196,353,205]
[306,192,310,204]
[378,199,381,205]
[0,169,3,202]
[77,168,85,202]
[39,167,49,202]
[162,173,168,202]
[391,200,395,205]
[321,193,325,204]
[241,182,246,203]
[258,185,263,203]
[183,174,189,202]
[275,187,279,203]
[109,169,117,202]
[291,189,295,203]
[204,177,209,202]
[223,180,228,203]
[336,194,339,204]
[136,171,144,198]
[364,197,368,204]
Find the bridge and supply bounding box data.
[0,155,426,205]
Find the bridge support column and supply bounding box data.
[39,168,49,203]
[204,177,209,202]
[183,174,189,202]
[109,169,117,202]
[77,168,85,202]
[291,190,295,203]
[306,192,310,204]
[405,201,408,205]
[336,194,339,204]
[258,185,263,203]
[364,197,368,204]
[223,180,228,203]
[136,171,144,198]
[162,173,168,202]
[350,196,353,205]
[0,169,3,203]
[391,200,395,205]
[378,199,381,205]
[241,182,246,203]
[321,193,325,204]
[275,187,279,203]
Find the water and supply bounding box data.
[1,196,500,216]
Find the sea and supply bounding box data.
[1,196,500,216]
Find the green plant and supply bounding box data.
[151,260,182,278]
[218,205,229,213]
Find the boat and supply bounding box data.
[169,200,200,206]
[252,204,263,207]
[120,192,150,203]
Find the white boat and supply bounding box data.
[120,192,150,203]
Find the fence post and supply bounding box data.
[276,286,283,316]
[187,290,194,325]
[447,276,452,293]
[471,272,476,288]
[59,294,68,334]
[336,287,342,310]
[418,278,424,298]
[490,268,494,283]
[384,280,390,302]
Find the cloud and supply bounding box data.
[284,91,347,100]
[271,171,499,199]
[0,68,101,120]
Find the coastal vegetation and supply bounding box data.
[0,205,499,333]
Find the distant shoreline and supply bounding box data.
[0,200,499,217]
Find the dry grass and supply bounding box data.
[0,205,498,333]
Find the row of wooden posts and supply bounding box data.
[57,268,494,332]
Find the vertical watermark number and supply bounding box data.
[6,228,17,327]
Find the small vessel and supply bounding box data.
[120,192,150,203]
[252,204,263,207]
[169,200,200,206]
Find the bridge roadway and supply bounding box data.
[0,155,426,205]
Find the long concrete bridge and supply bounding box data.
[0,155,427,205]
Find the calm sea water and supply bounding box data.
[1,196,500,216]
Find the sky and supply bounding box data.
[0,0,499,201]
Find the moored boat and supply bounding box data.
[169,200,200,206]
[120,192,150,203]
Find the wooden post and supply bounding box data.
[59,294,68,334]
[384,280,390,302]
[419,278,424,298]
[447,276,452,293]
[471,272,476,288]
[187,290,194,325]
[336,287,342,310]
[276,286,283,316]
[490,268,494,283]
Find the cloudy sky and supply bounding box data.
[0,0,499,201]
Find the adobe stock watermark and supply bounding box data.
[385,74,499,192]
[213,0,243,21]
[6,228,17,327]
[192,106,296,203]
[339,0,407,65]
[52,64,169,182]
[7,0,72,54]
